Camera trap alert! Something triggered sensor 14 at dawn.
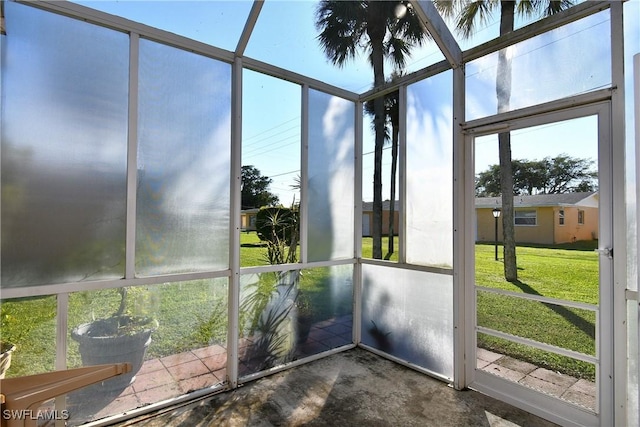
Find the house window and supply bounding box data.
[578,210,585,225]
[515,210,537,226]
[558,209,565,226]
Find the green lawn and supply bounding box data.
[361,236,399,261]
[475,242,599,380]
[241,233,401,264]
[240,231,270,267]
[1,237,599,381]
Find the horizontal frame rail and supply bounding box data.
[476,286,598,312]
[476,326,598,365]
[360,259,453,276]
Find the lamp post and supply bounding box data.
[492,208,501,261]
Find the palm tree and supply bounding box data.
[435,0,573,281]
[364,73,402,258]
[315,1,428,259]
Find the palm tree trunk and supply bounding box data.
[368,14,386,260]
[387,125,398,257]
[498,1,517,281]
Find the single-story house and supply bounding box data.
[362,200,400,237]
[240,208,260,232]
[475,192,598,245]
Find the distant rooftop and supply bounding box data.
[475,192,597,208]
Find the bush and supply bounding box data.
[255,207,298,245]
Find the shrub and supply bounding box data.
[255,207,298,246]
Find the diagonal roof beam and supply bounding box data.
[1,0,5,35]
[410,0,462,69]
[235,0,264,58]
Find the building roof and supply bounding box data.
[362,200,399,212]
[475,192,597,209]
[361,193,598,211]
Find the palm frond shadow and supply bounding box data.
[240,271,303,372]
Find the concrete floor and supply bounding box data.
[116,348,558,427]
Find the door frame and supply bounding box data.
[461,99,613,427]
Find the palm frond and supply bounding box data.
[457,1,499,40]
[315,1,368,67]
[543,0,574,16]
[516,0,573,17]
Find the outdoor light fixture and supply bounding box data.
[394,2,408,19]
[492,208,501,261]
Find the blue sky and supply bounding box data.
[51,1,638,202]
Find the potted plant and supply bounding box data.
[71,287,158,393]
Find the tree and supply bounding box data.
[544,154,597,194]
[241,165,279,209]
[315,1,428,259]
[364,73,402,257]
[476,155,596,197]
[436,0,573,281]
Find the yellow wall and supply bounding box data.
[515,207,554,244]
[240,213,258,231]
[476,206,598,245]
[362,211,399,236]
[554,206,599,243]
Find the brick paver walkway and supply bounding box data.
[67,315,353,425]
[477,347,596,410]
[66,322,594,425]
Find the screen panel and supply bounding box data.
[239,265,353,377]
[307,90,355,262]
[361,264,453,379]
[136,39,231,276]
[1,2,129,287]
[67,279,227,424]
[406,71,453,268]
[466,11,611,121]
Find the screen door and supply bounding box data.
[465,102,613,427]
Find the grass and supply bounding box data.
[1,236,599,381]
[475,241,599,380]
[475,242,599,304]
[361,237,399,261]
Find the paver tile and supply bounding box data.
[192,344,227,359]
[529,368,578,389]
[561,389,596,410]
[319,335,352,349]
[160,351,198,368]
[201,353,227,372]
[136,383,182,406]
[213,368,228,382]
[133,370,174,392]
[178,373,220,394]
[138,358,165,375]
[495,356,537,374]
[169,359,210,381]
[476,348,503,364]
[308,328,336,341]
[119,384,136,397]
[94,392,141,420]
[567,378,596,396]
[476,358,491,369]
[336,315,353,324]
[520,375,565,397]
[322,323,352,335]
[483,363,526,382]
[297,340,330,356]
